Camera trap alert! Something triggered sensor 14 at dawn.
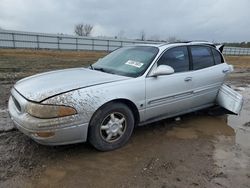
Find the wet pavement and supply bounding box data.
[228,86,250,154]
[212,86,250,188]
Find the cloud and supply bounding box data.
[0,0,249,42]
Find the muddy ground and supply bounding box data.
[0,49,250,188]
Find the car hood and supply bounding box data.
[14,68,129,102]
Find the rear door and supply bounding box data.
[189,45,230,108]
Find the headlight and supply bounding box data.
[26,103,77,119]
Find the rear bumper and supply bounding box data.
[8,90,89,145]
[216,84,244,115]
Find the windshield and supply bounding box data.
[92,46,159,77]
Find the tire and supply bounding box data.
[88,102,135,151]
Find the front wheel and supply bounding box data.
[88,102,135,151]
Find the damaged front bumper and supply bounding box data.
[8,91,89,145]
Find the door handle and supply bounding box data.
[222,69,230,73]
[184,77,192,82]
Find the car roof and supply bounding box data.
[133,41,216,50]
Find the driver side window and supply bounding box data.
[157,46,189,73]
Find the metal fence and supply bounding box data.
[223,46,250,56]
[0,30,250,55]
[0,30,158,52]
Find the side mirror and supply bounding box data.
[152,65,174,77]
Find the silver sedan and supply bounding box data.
[8,42,240,151]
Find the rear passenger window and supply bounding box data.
[157,46,189,73]
[212,48,224,64]
[190,46,214,70]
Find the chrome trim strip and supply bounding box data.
[193,83,221,94]
[147,83,221,106]
[148,91,194,105]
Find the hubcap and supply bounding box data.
[100,112,126,142]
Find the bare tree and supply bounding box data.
[75,24,84,36]
[139,30,146,41]
[83,24,93,36]
[74,23,93,36]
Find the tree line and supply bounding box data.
[73,23,181,43]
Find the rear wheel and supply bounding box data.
[88,102,134,151]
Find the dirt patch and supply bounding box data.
[2,118,220,188]
[15,109,244,188]
[0,108,14,132]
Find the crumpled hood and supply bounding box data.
[14,68,128,102]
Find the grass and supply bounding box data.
[0,49,107,84]
[224,56,250,69]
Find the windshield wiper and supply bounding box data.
[94,67,115,75]
[94,67,107,73]
[89,64,94,70]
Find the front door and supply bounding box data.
[145,46,194,120]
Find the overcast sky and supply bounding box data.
[0,0,249,42]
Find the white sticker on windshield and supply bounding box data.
[125,60,144,68]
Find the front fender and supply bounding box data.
[42,78,146,123]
